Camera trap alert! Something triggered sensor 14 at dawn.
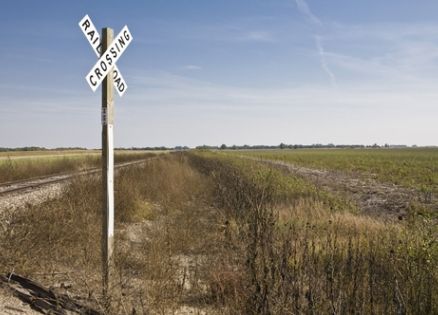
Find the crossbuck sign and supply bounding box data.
[79,15,132,96]
[79,15,132,300]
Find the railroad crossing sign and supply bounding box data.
[79,15,132,96]
[78,15,133,304]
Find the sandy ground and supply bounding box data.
[0,182,65,213]
[0,181,66,314]
[0,285,42,315]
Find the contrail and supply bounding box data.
[294,0,337,87]
[314,35,337,87]
[295,0,321,26]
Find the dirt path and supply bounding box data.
[244,156,437,219]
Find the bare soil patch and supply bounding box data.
[246,157,438,219]
[0,285,42,315]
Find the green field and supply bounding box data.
[229,148,438,193]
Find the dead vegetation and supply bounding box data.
[0,151,157,184]
[0,153,220,314]
[0,151,436,314]
[188,152,438,314]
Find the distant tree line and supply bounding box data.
[2,143,425,152]
[116,146,190,151]
[195,143,414,150]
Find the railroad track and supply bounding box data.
[0,157,158,196]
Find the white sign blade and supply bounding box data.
[79,14,102,56]
[112,67,128,97]
[86,26,132,92]
[79,15,128,96]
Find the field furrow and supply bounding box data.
[242,155,437,219]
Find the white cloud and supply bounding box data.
[241,31,274,42]
[3,68,437,146]
[318,22,438,86]
[126,71,438,113]
[114,71,438,146]
[181,65,202,71]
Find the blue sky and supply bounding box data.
[1,0,437,148]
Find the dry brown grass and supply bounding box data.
[188,151,438,314]
[0,151,436,314]
[0,153,220,314]
[0,151,158,184]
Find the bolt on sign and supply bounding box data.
[78,15,132,299]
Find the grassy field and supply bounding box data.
[230,148,438,194]
[0,150,161,183]
[0,151,436,314]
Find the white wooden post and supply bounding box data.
[79,16,132,305]
[101,27,114,298]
